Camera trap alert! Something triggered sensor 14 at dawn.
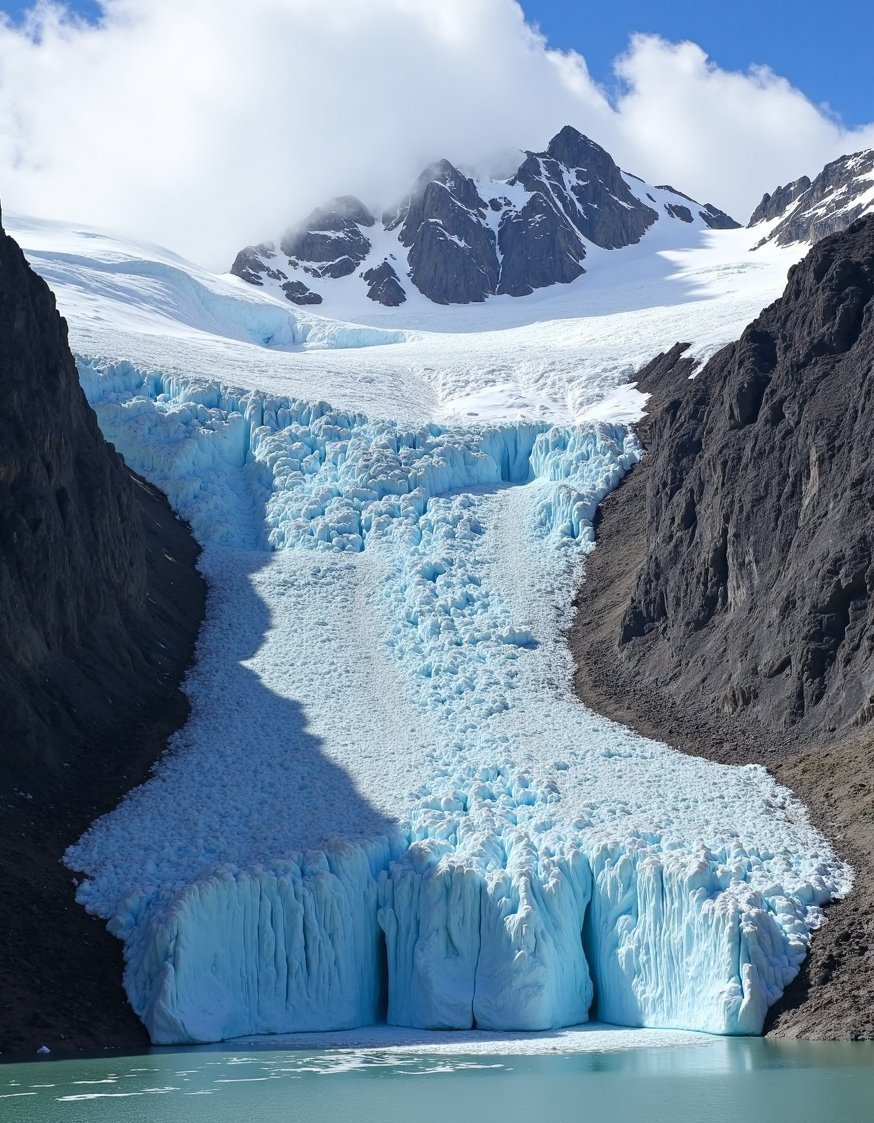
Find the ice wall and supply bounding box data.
[585,838,831,1034]
[380,817,593,1031]
[121,841,394,1044]
[67,360,850,1044]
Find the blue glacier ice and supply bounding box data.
[66,360,850,1045]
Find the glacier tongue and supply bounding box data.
[66,361,850,1044]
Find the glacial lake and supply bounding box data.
[2,1033,872,1122]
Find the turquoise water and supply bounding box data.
[1,1039,872,1122]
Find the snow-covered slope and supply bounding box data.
[11,212,804,427]
[230,127,740,313]
[7,211,846,1045]
[749,148,874,248]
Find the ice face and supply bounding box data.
[66,361,850,1044]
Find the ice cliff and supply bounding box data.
[66,362,849,1044]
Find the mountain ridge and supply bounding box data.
[750,148,874,247]
[231,126,739,309]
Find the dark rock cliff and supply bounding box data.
[388,160,499,304]
[0,213,146,776]
[0,214,205,1052]
[749,175,812,226]
[511,127,657,253]
[620,216,874,737]
[280,195,375,279]
[571,218,874,1039]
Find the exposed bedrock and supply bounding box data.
[0,212,205,1052]
[751,150,874,247]
[231,126,740,307]
[620,216,874,737]
[280,195,375,279]
[571,216,874,1039]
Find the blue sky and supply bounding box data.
[520,0,873,127]
[2,0,871,128]
[0,0,871,264]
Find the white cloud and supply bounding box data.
[0,1,871,267]
[609,35,874,209]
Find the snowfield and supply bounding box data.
[15,212,804,427]
[7,213,848,1045]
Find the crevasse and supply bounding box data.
[66,359,850,1045]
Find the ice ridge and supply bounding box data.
[66,360,850,1044]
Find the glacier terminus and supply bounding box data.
[7,193,850,1047]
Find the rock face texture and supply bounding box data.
[362,259,406,306]
[230,126,739,308]
[280,195,375,279]
[281,279,322,306]
[619,216,874,737]
[230,196,374,289]
[511,127,658,252]
[0,214,146,775]
[751,149,874,247]
[389,159,499,304]
[749,176,813,226]
[0,213,205,1052]
[570,219,874,1039]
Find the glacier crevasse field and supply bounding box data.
[10,214,850,1045]
[65,365,848,1043]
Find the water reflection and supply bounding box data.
[1,1037,872,1123]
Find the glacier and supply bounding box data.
[7,209,848,1046]
[64,360,850,1045]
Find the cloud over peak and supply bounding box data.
[1,0,871,267]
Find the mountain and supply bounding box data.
[749,149,874,247]
[0,211,205,1052]
[572,216,874,1038]
[620,216,874,737]
[9,211,844,1045]
[230,126,739,309]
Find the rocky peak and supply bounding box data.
[310,195,376,229]
[279,194,375,280]
[749,176,812,226]
[230,126,740,308]
[510,129,657,253]
[386,160,497,304]
[750,150,874,247]
[545,126,613,173]
[386,160,487,240]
